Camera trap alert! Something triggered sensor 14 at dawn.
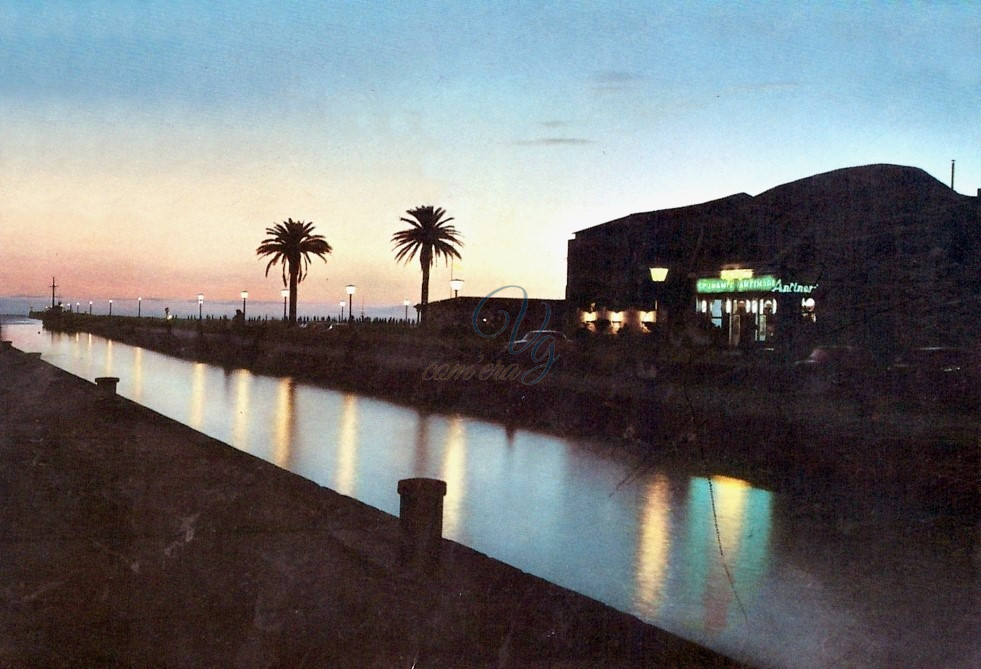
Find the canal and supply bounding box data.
[3,319,977,668]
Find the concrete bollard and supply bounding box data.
[397,477,447,573]
[94,376,120,395]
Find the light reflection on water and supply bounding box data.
[633,473,671,616]
[4,321,975,669]
[335,393,359,496]
[273,377,296,470]
[232,368,251,450]
[133,346,144,402]
[189,362,206,430]
[441,416,467,539]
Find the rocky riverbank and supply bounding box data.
[0,344,744,667]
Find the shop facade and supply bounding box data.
[565,165,980,355]
[694,270,819,348]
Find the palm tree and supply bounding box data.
[256,219,332,325]
[392,205,463,323]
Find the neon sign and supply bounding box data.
[697,275,777,293]
[770,279,818,294]
[696,275,817,294]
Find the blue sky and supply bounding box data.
[1,1,978,313]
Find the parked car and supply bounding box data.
[887,346,979,408]
[497,329,573,366]
[512,330,570,348]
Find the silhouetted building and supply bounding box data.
[566,164,980,358]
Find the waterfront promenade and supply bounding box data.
[0,345,742,667]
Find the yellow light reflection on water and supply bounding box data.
[704,475,750,633]
[440,415,467,539]
[231,369,252,449]
[335,393,359,496]
[72,332,82,369]
[633,473,672,615]
[104,339,113,376]
[711,475,750,555]
[189,362,206,430]
[413,414,431,477]
[132,347,144,402]
[84,333,92,374]
[273,378,296,469]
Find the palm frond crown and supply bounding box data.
[256,218,332,285]
[392,205,463,318]
[391,206,463,267]
[256,218,332,325]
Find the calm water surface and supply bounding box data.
[4,320,977,669]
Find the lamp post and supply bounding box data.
[109,299,113,316]
[76,302,80,315]
[345,284,355,323]
[241,291,248,321]
[339,300,345,321]
[137,297,142,318]
[403,299,411,321]
[197,294,204,320]
[450,278,464,298]
[88,301,92,315]
[281,288,289,322]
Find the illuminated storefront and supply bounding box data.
[695,269,819,348]
[574,266,669,334]
[566,165,979,353]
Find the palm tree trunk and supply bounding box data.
[420,247,432,324]
[420,265,430,323]
[289,266,299,325]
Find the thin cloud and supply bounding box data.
[514,137,594,146]
[590,71,645,94]
[592,71,645,84]
[722,81,800,95]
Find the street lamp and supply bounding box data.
[345,284,355,323]
[339,300,345,321]
[109,299,113,316]
[76,302,80,315]
[241,291,248,321]
[197,294,204,320]
[450,278,464,298]
[281,288,289,321]
[403,299,411,321]
[137,297,142,318]
[88,301,92,315]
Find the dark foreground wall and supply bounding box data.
[0,346,744,668]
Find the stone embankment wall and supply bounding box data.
[0,342,744,667]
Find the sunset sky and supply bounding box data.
[2,1,978,315]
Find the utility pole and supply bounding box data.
[50,277,57,308]
[951,159,955,190]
